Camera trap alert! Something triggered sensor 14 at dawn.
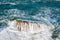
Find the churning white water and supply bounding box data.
[0,20,53,40]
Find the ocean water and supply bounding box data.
[0,0,60,40]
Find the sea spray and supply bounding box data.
[7,20,53,40]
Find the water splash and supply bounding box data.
[0,1,60,40]
[7,20,53,40]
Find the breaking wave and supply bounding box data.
[0,1,60,40]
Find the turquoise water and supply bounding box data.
[0,1,60,40]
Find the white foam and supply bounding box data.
[0,20,53,40]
